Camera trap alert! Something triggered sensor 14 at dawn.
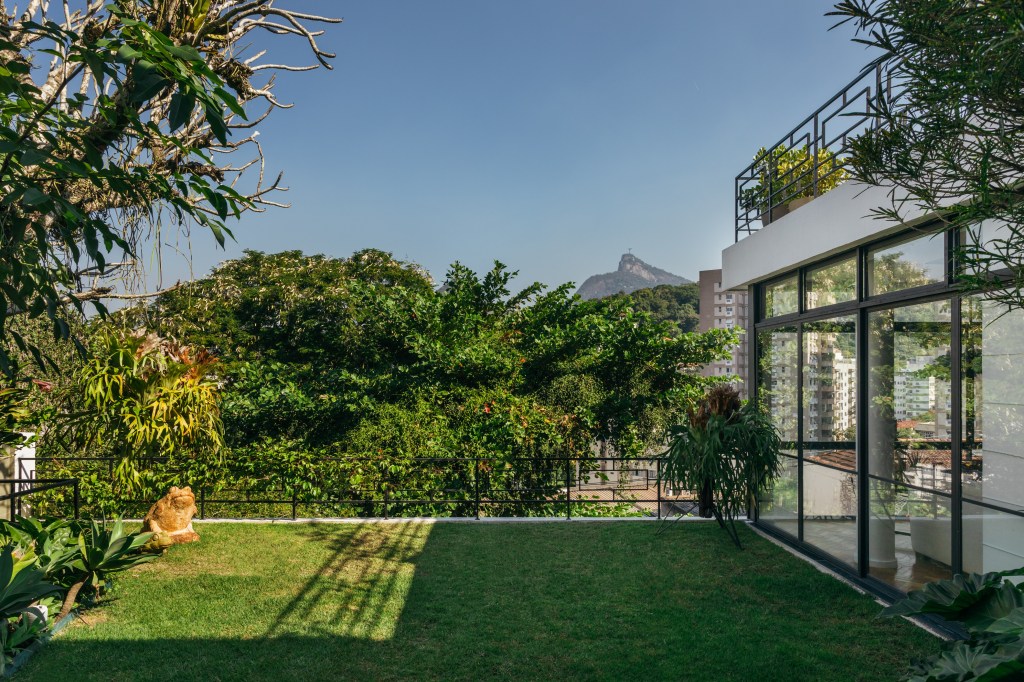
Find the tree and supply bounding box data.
[603,283,701,335]
[0,1,340,373]
[830,0,1024,307]
[43,249,737,517]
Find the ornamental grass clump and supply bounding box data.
[663,385,783,548]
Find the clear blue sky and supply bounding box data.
[167,1,878,290]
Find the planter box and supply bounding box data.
[759,204,790,226]
[787,196,814,212]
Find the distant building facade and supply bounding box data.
[698,269,748,395]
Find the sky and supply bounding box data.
[158,1,880,291]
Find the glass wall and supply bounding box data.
[764,276,798,318]
[754,226,1024,595]
[802,316,857,566]
[758,326,798,537]
[866,232,945,296]
[960,296,1024,573]
[805,257,857,309]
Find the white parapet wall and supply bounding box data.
[0,435,36,520]
[722,181,937,291]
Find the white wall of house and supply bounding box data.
[973,301,1024,571]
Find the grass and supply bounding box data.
[18,521,939,681]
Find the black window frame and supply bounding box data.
[749,221,1024,610]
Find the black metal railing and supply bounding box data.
[734,64,894,242]
[25,455,701,521]
[0,478,80,521]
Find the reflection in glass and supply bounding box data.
[867,300,952,584]
[867,301,953,493]
[800,316,857,566]
[962,502,1024,574]
[758,326,799,442]
[802,316,857,445]
[803,461,857,568]
[962,221,1014,276]
[764,276,798,318]
[805,257,857,309]
[962,296,1024,510]
[867,233,945,296]
[868,481,952,591]
[760,454,798,538]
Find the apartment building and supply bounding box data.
[697,269,748,396]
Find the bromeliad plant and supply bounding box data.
[662,385,783,548]
[882,568,1024,681]
[61,328,224,491]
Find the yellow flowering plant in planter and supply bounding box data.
[741,144,850,221]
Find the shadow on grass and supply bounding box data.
[18,522,940,682]
[266,520,433,640]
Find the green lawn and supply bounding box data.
[19,521,938,681]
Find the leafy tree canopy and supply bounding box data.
[603,283,701,335]
[133,249,737,462]
[831,0,1024,307]
[0,1,339,374]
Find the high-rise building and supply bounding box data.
[698,269,748,395]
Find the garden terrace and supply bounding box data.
[18,521,938,682]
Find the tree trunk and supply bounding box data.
[57,579,86,621]
[698,478,714,518]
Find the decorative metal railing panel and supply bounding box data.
[734,64,893,242]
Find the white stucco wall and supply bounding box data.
[973,301,1024,571]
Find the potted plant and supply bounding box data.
[662,384,783,548]
[741,145,850,226]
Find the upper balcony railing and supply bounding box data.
[734,64,893,242]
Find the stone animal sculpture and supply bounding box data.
[142,486,200,544]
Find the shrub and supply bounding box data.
[882,568,1024,681]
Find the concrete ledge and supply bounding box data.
[192,515,727,525]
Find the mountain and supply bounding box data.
[575,253,692,300]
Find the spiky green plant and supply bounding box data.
[57,519,156,620]
[662,385,783,548]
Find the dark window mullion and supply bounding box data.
[797,321,804,543]
[856,305,869,578]
[950,293,963,575]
